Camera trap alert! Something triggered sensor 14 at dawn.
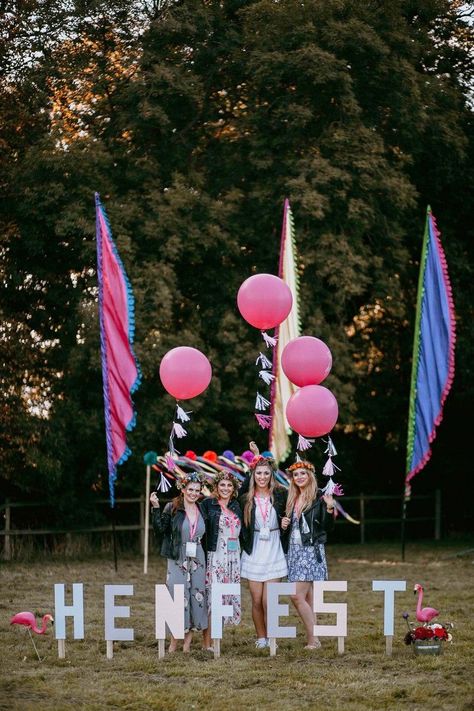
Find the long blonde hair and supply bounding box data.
[286,467,318,517]
[243,462,278,526]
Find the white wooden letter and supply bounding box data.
[210,583,240,639]
[313,581,348,637]
[266,583,297,638]
[155,584,185,640]
[372,580,407,636]
[54,583,84,639]
[104,584,134,641]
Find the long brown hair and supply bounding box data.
[243,462,278,526]
[286,467,318,517]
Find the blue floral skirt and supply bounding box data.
[287,542,328,582]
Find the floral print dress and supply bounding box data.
[166,514,208,633]
[205,508,241,625]
[287,510,328,583]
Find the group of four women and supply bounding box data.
[149,446,335,652]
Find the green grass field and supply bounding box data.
[1,540,473,711]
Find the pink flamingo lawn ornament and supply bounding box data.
[414,584,439,624]
[10,612,54,661]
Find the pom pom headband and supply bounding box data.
[176,471,205,490]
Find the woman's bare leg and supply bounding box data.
[291,582,317,646]
[182,630,193,653]
[248,581,266,638]
[202,617,212,649]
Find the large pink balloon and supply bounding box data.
[282,336,332,387]
[237,274,293,330]
[286,385,338,438]
[159,347,212,400]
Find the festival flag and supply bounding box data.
[268,199,301,463]
[95,193,142,506]
[405,208,456,499]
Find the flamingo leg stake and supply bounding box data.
[27,628,42,662]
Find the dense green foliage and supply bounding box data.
[1,1,473,529]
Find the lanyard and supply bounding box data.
[186,508,199,540]
[255,495,270,526]
[219,502,238,538]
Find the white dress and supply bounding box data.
[240,502,288,582]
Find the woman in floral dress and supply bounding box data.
[150,472,208,653]
[281,460,335,649]
[201,470,242,650]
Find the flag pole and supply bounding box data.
[144,464,151,574]
[402,207,431,561]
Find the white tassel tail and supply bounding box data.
[324,436,338,458]
[159,474,172,493]
[297,434,314,451]
[322,457,341,478]
[258,369,275,385]
[173,422,187,438]
[261,331,277,348]
[255,392,271,411]
[256,352,273,369]
[176,405,191,423]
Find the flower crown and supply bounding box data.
[250,454,277,473]
[286,460,316,475]
[176,471,205,490]
[211,469,240,495]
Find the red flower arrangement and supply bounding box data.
[402,613,453,646]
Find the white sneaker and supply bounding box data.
[255,638,267,649]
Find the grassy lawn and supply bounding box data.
[1,539,473,711]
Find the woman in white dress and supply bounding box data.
[239,451,288,648]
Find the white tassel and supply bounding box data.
[176,405,191,423]
[173,422,187,438]
[322,457,341,478]
[297,434,314,451]
[324,436,337,458]
[321,478,336,497]
[258,369,275,385]
[261,331,277,348]
[256,352,273,369]
[158,474,172,493]
[255,392,271,411]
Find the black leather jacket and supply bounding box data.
[151,502,206,560]
[293,495,334,547]
[199,496,242,553]
[239,488,288,555]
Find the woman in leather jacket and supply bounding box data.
[281,460,335,650]
[150,472,208,653]
[239,450,288,649]
[201,470,242,651]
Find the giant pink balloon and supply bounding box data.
[282,336,332,387]
[237,273,293,330]
[159,347,212,400]
[286,385,338,438]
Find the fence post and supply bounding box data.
[139,496,145,554]
[434,489,441,541]
[4,499,11,561]
[359,493,365,544]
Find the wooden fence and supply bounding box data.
[1,491,441,561]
